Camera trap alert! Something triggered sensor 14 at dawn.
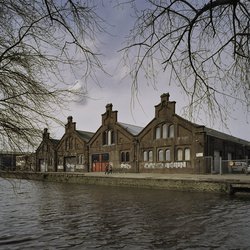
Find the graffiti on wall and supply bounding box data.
[66,163,75,172]
[76,164,85,170]
[58,165,63,170]
[120,163,132,169]
[144,162,187,169]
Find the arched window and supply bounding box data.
[126,152,130,162]
[143,151,148,161]
[70,138,74,149]
[108,130,112,145]
[184,148,191,161]
[103,130,115,145]
[158,149,164,161]
[111,130,114,144]
[156,126,161,139]
[165,149,171,161]
[149,150,153,162]
[102,131,107,145]
[162,124,168,138]
[169,124,174,138]
[121,152,125,162]
[121,151,129,162]
[177,149,183,161]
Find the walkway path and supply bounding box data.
[84,172,250,183]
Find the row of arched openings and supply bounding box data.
[143,148,190,162]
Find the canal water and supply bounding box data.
[0,178,250,250]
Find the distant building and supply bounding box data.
[0,152,16,171]
[36,128,59,172]
[16,153,36,171]
[0,151,35,171]
[56,116,94,172]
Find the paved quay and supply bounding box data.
[83,172,250,183]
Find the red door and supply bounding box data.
[92,153,109,172]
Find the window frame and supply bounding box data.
[165,149,171,161]
[184,148,191,161]
[121,151,130,163]
[158,149,164,161]
[177,148,183,161]
[155,126,161,139]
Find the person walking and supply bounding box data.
[108,165,112,174]
[105,164,109,174]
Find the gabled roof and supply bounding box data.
[76,130,94,142]
[118,122,144,136]
[36,137,59,153]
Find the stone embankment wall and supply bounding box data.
[0,171,231,194]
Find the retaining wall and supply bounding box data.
[0,171,231,194]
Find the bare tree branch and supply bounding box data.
[0,0,105,150]
[122,0,250,123]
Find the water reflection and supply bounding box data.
[0,178,250,249]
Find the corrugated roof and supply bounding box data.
[118,122,144,135]
[76,130,94,142]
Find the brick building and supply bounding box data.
[36,128,59,172]
[56,116,94,172]
[138,93,250,174]
[35,93,250,174]
[88,104,143,172]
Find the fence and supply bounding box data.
[222,159,250,174]
[198,157,250,174]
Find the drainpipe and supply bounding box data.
[219,157,222,175]
[134,138,140,173]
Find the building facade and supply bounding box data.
[138,93,200,173]
[36,128,59,172]
[88,104,143,173]
[56,116,94,172]
[138,93,250,174]
[34,93,250,174]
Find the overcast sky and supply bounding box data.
[50,2,250,142]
